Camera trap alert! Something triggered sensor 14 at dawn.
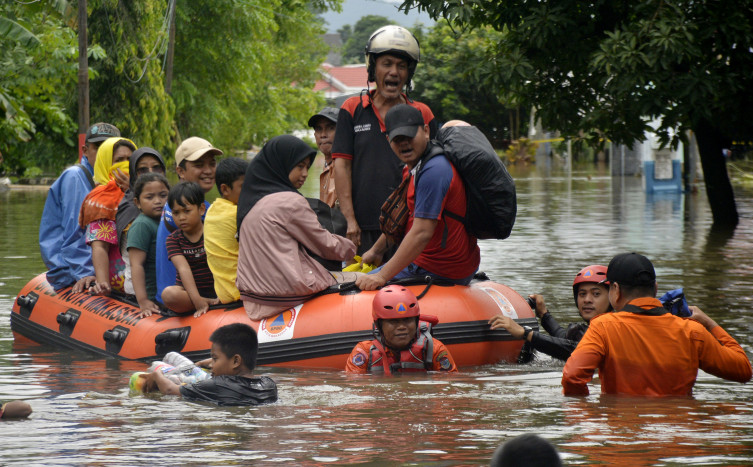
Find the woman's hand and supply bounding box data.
[113,168,129,192]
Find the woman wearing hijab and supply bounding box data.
[236,135,358,320]
[77,137,137,295]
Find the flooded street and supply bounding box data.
[1,165,752,465]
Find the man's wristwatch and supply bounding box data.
[522,326,533,340]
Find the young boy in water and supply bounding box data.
[204,157,248,304]
[144,323,278,406]
[161,182,219,317]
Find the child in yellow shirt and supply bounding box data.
[204,157,248,303]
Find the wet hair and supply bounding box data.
[490,434,562,467]
[215,157,248,192]
[133,172,169,200]
[112,139,137,154]
[209,323,259,371]
[168,181,204,210]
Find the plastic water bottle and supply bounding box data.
[146,361,182,384]
[161,352,210,384]
[163,352,194,368]
[147,360,175,374]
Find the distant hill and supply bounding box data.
[321,0,435,33]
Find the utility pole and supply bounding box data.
[78,0,89,161]
[165,0,176,94]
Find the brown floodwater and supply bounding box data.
[1,164,751,465]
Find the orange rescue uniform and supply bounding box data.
[562,297,752,396]
[346,338,458,374]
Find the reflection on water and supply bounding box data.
[1,170,752,465]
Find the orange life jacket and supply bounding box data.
[368,320,434,375]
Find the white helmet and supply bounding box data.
[365,25,420,63]
[365,25,421,89]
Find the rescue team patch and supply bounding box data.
[439,357,452,370]
[436,350,452,370]
[257,304,302,343]
[352,352,366,367]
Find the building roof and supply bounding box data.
[314,64,372,100]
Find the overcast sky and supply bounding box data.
[320,0,435,33]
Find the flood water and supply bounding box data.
[1,163,752,465]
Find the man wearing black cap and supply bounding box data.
[308,107,339,208]
[39,122,121,291]
[562,252,751,396]
[355,104,480,291]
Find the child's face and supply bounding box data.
[288,159,310,189]
[134,181,169,220]
[210,342,239,377]
[176,154,216,193]
[171,197,206,234]
[220,176,244,205]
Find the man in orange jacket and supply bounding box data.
[562,252,751,396]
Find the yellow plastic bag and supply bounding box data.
[343,256,375,273]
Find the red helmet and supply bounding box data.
[372,285,420,321]
[572,265,608,303]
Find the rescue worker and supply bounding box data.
[489,265,612,360]
[562,252,752,396]
[346,285,457,374]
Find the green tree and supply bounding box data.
[0,0,89,175]
[400,0,752,227]
[340,15,395,64]
[87,0,175,157]
[411,24,520,147]
[171,0,335,153]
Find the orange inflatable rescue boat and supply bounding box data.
[11,272,537,369]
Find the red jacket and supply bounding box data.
[562,298,752,396]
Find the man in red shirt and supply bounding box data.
[355,105,480,291]
[562,252,751,396]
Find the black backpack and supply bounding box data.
[416,125,517,240]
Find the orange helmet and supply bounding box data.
[372,285,420,321]
[572,265,608,304]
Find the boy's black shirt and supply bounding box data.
[179,375,277,406]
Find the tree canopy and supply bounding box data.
[400,0,752,226]
[411,23,520,147]
[339,14,394,64]
[1,0,339,174]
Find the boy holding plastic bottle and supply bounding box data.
[141,323,277,406]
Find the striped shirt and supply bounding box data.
[166,230,216,298]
